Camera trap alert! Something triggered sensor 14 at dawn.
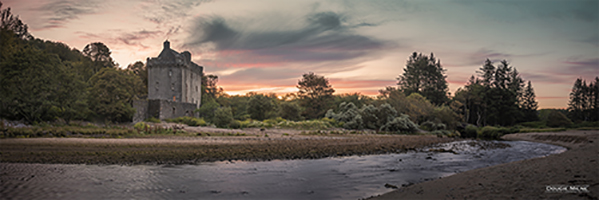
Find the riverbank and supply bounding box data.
[0,133,454,165]
[373,130,599,199]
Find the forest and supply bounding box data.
[1,3,598,139]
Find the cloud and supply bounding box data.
[140,0,209,24]
[36,0,100,29]
[562,58,599,77]
[115,30,162,48]
[76,29,161,50]
[185,10,394,71]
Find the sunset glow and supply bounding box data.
[4,0,598,108]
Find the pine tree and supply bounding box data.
[568,78,585,121]
[397,52,449,105]
[521,81,539,121]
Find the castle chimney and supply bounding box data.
[164,40,170,49]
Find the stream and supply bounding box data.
[0,140,566,200]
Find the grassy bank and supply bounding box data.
[0,135,454,165]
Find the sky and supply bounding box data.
[4,0,598,109]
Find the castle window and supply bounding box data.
[196,86,198,92]
[172,107,176,115]
[171,83,175,90]
[169,70,172,77]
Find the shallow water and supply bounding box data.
[1,140,566,200]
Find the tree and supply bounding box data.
[398,52,449,105]
[213,107,234,128]
[0,42,66,123]
[297,72,335,119]
[279,101,302,121]
[568,77,599,122]
[87,68,143,122]
[521,81,539,121]
[0,2,31,40]
[455,59,531,126]
[201,74,224,104]
[82,42,115,74]
[247,94,275,120]
[127,61,148,91]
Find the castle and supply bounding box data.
[133,41,203,122]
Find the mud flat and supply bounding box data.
[373,130,599,200]
[0,134,454,165]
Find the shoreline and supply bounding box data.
[0,134,454,165]
[372,130,599,199]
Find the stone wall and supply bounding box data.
[133,99,198,122]
[132,100,148,123]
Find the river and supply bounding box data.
[1,140,566,200]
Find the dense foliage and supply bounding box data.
[453,59,535,126]
[397,52,449,105]
[568,77,599,122]
[0,4,146,123]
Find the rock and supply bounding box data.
[385,183,399,189]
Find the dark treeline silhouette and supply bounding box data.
[568,77,599,122]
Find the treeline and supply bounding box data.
[568,77,599,122]
[1,4,146,123]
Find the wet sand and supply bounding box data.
[373,130,599,200]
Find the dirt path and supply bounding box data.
[372,130,599,200]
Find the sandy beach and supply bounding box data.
[373,130,599,199]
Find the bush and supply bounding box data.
[213,107,234,128]
[134,122,150,132]
[420,121,436,131]
[379,114,418,133]
[431,130,451,137]
[462,125,478,138]
[144,117,161,123]
[228,120,242,129]
[518,121,546,128]
[344,114,364,130]
[546,111,573,127]
[165,116,206,126]
[247,94,275,121]
[279,102,302,121]
[478,126,518,139]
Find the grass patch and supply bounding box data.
[164,116,207,127]
[518,128,567,133]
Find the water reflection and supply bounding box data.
[0,140,566,200]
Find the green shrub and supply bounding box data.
[228,120,242,129]
[462,125,478,138]
[478,126,517,139]
[279,101,302,121]
[134,122,150,133]
[572,121,599,128]
[420,121,436,131]
[519,128,567,133]
[518,121,546,128]
[379,114,418,134]
[431,130,451,137]
[213,107,234,128]
[145,117,161,123]
[546,111,573,127]
[434,123,447,131]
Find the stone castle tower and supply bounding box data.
[133,41,203,122]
